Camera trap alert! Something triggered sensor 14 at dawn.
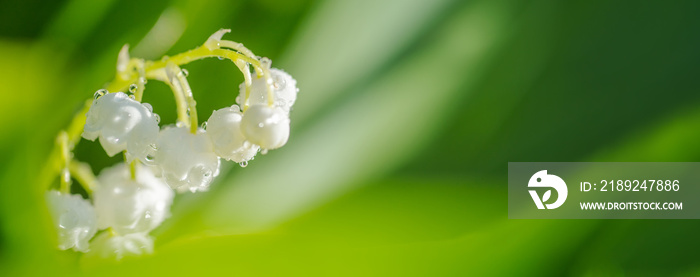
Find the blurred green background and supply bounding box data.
[1,0,700,275]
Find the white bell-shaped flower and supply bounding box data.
[240,104,290,150]
[237,68,298,113]
[154,126,220,192]
[205,105,259,162]
[45,191,97,252]
[94,163,173,234]
[83,92,159,163]
[88,232,153,260]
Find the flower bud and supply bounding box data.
[83,92,159,163]
[45,191,97,252]
[240,104,290,150]
[154,126,220,192]
[206,105,259,162]
[237,68,298,113]
[94,163,173,234]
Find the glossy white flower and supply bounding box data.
[88,232,153,260]
[205,105,259,162]
[45,191,97,252]
[237,68,298,113]
[154,126,220,192]
[240,104,290,150]
[83,91,160,163]
[94,163,173,234]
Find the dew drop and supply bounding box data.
[61,168,70,183]
[217,56,224,60]
[260,57,272,69]
[258,123,264,128]
[129,94,136,100]
[239,161,248,168]
[149,143,158,150]
[129,84,138,93]
[261,149,268,155]
[181,69,189,77]
[154,114,161,123]
[145,154,155,162]
[176,121,185,128]
[94,89,107,99]
[201,121,207,130]
[273,74,286,90]
[143,103,153,113]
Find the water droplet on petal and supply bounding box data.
[239,161,248,168]
[94,89,107,99]
[261,149,268,155]
[129,94,135,100]
[217,56,224,60]
[129,84,138,93]
[154,114,161,123]
[143,103,153,113]
[181,69,189,77]
[273,74,286,90]
[201,121,207,130]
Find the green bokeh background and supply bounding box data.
[1,0,700,275]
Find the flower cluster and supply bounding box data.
[44,29,298,259]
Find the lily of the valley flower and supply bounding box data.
[82,91,159,163]
[240,104,291,150]
[93,163,174,234]
[206,105,259,163]
[237,68,299,114]
[153,126,221,192]
[88,232,154,260]
[45,191,98,252]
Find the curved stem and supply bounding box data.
[130,160,137,180]
[40,35,267,192]
[68,160,96,195]
[133,59,146,102]
[165,62,191,127]
[57,131,71,193]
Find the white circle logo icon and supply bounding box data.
[528,170,567,209]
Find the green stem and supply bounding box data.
[130,160,137,180]
[40,37,265,193]
[68,160,96,195]
[57,131,71,193]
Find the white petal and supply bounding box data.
[154,126,220,192]
[206,106,259,162]
[82,92,160,162]
[237,68,298,113]
[94,163,173,234]
[88,232,153,260]
[240,104,290,150]
[45,191,97,252]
